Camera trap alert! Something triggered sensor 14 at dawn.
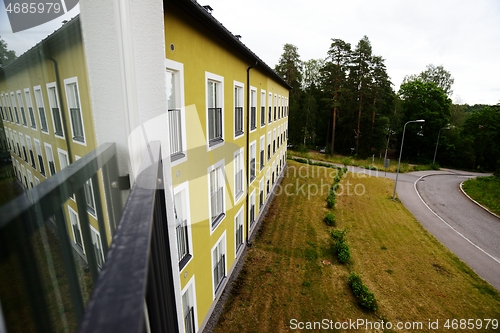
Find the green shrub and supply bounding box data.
[348,272,378,312]
[324,212,336,226]
[331,228,350,263]
[326,192,336,209]
[335,241,350,263]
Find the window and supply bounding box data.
[182,279,197,333]
[250,87,256,131]
[174,182,192,270]
[234,149,244,202]
[206,73,224,148]
[234,82,244,137]
[212,233,226,296]
[34,139,45,177]
[277,126,281,148]
[259,178,264,209]
[24,88,36,129]
[235,206,244,255]
[47,83,64,137]
[260,90,266,127]
[11,92,19,124]
[266,169,270,195]
[84,179,96,216]
[267,132,271,161]
[4,93,13,122]
[34,86,49,133]
[27,170,34,188]
[69,207,84,250]
[44,143,56,176]
[21,165,27,188]
[13,131,20,157]
[273,129,276,155]
[209,160,225,230]
[249,142,256,182]
[0,94,4,121]
[268,93,272,123]
[58,149,69,170]
[272,162,275,186]
[260,135,265,170]
[34,176,40,186]
[274,94,277,121]
[16,91,27,127]
[90,227,105,269]
[249,191,256,227]
[19,133,27,162]
[166,61,187,163]
[278,96,281,120]
[65,78,85,143]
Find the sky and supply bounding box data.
[1,0,499,105]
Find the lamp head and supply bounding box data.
[416,119,425,123]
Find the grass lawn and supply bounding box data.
[289,149,434,173]
[462,176,500,216]
[214,160,500,333]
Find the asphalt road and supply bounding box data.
[393,169,500,291]
[296,159,500,290]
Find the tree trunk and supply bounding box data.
[330,90,338,155]
[356,92,362,154]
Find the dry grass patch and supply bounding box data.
[214,161,500,333]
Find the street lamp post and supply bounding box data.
[392,119,425,200]
[432,125,451,166]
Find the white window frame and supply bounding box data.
[268,92,272,124]
[260,135,265,171]
[24,88,37,129]
[206,72,224,151]
[68,206,84,252]
[274,94,277,121]
[233,80,244,139]
[90,226,105,269]
[211,231,226,298]
[0,93,4,121]
[34,85,49,134]
[58,148,69,170]
[166,59,187,165]
[21,164,27,188]
[46,82,64,138]
[34,139,46,178]
[208,159,226,233]
[34,176,40,186]
[174,181,193,271]
[250,86,257,132]
[233,148,244,203]
[249,141,256,183]
[16,90,28,127]
[234,205,244,256]
[64,77,86,145]
[27,169,34,188]
[18,132,27,162]
[266,168,270,195]
[267,131,271,161]
[249,189,256,228]
[260,89,266,128]
[181,276,199,333]
[44,143,56,177]
[259,177,265,211]
[10,92,19,125]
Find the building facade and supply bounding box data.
[0,0,290,332]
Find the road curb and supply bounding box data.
[459,181,500,220]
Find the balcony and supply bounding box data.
[0,142,179,332]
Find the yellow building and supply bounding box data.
[0,0,290,332]
[0,17,109,273]
[164,1,290,331]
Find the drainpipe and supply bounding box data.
[48,56,73,164]
[245,61,258,245]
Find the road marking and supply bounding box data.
[414,175,500,266]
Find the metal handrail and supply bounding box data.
[78,142,179,333]
[0,142,122,331]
